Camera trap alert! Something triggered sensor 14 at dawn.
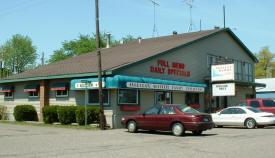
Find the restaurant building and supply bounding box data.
[0,28,264,128]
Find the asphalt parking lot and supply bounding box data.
[0,123,275,158]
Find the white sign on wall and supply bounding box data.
[74,82,105,89]
[212,83,235,96]
[126,82,205,93]
[211,64,234,81]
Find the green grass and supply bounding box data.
[0,120,100,130]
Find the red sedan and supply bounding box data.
[121,104,214,136]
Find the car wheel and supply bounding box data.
[172,123,185,136]
[192,130,203,135]
[127,120,137,133]
[245,118,256,129]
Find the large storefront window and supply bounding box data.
[88,89,109,105]
[244,62,253,81]
[185,93,199,105]
[118,89,139,105]
[155,91,172,104]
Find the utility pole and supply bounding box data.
[95,0,105,130]
[223,5,225,28]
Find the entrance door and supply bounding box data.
[155,91,171,104]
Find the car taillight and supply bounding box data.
[193,117,201,122]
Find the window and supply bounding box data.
[247,107,263,113]
[29,91,39,97]
[145,106,161,115]
[220,108,234,114]
[155,91,172,104]
[176,105,200,114]
[262,100,275,107]
[237,101,248,106]
[250,101,260,108]
[244,62,253,81]
[88,89,109,105]
[234,60,242,80]
[185,93,199,105]
[118,89,138,105]
[4,92,13,98]
[56,90,68,97]
[159,106,176,114]
[234,108,246,114]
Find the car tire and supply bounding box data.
[127,120,137,133]
[172,123,185,136]
[245,118,256,129]
[192,130,203,135]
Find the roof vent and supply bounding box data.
[138,37,142,44]
[173,31,177,35]
[106,33,111,48]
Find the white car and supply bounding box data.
[211,106,275,129]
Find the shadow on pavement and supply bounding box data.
[124,130,218,137]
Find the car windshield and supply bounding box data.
[246,107,263,113]
[176,105,200,114]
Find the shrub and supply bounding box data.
[13,105,38,121]
[42,106,59,124]
[75,106,100,125]
[0,105,8,120]
[57,106,77,125]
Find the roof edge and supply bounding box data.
[0,71,113,84]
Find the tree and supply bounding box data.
[1,34,37,74]
[254,46,275,78]
[48,33,137,64]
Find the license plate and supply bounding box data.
[204,118,209,122]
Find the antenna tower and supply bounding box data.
[183,0,194,32]
[149,0,159,37]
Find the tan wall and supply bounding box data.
[117,32,254,83]
[0,81,40,120]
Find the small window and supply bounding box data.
[145,106,161,115]
[262,100,275,107]
[56,90,68,97]
[155,91,172,104]
[159,106,176,115]
[118,89,138,105]
[250,101,260,108]
[185,93,199,105]
[4,92,13,98]
[88,89,109,105]
[29,91,39,97]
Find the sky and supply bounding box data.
[0,0,275,63]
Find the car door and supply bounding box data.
[217,108,235,125]
[230,108,247,126]
[139,106,161,130]
[156,106,176,130]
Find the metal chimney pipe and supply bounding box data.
[106,33,111,48]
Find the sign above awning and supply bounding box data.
[24,85,39,92]
[71,75,206,93]
[0,86,14,92]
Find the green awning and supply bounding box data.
[0,86,14,92]
[24,85,39,92]
[51,83,68,91]
[70,75,206,93]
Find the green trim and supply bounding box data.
[113,28,258,73]
[0,71,112,84]
[212,80,266,87]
